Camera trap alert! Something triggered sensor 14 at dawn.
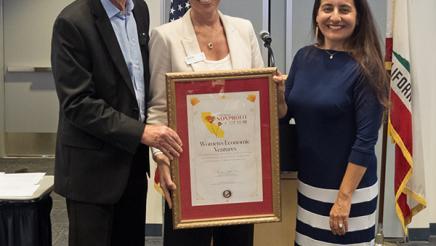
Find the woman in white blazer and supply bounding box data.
[148,0,264,245]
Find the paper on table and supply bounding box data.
[0,172,45,184]
[0,184,40,197]
[0,172,45,197]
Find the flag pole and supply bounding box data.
[375,103,389,246]
[375,0,394,245]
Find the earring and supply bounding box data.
[315,25,319,44]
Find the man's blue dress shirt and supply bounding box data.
[101,0,145,122]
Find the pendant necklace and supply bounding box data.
[193,24,216,50]
[325,50,338,60]
[192,15,221,50]
[207,26,218,49]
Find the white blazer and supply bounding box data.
[147,9,264,126]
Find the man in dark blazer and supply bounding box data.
[51,0,182,245]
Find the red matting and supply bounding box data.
[174,77,273,221]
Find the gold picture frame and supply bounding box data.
[166,68,280,229]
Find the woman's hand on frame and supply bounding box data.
[154,153,177,209]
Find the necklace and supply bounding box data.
[204,28,217,49]
[324,50,338,60]
[193,25,216,49]
[192,19,220,50]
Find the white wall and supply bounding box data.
[0,0,5,156]
[0,0,4,156]
[144,0,164,226]
[145,0,164,32]
[3,0,65,133]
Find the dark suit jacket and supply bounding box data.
[51,0,150,204]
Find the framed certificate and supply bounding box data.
[166,68,280,229]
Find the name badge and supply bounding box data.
[185,52,206,65]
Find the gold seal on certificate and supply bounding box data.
[223,190,232,198]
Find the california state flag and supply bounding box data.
[387,0,427,234]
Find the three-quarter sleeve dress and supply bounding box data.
[284,45,383,245]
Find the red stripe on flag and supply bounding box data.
[390,89,412,151]
[394,145,410,194]
[390,78,414,230]
[385,38,393,62]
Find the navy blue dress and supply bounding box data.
[284,46,383,245]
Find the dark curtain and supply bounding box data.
[0,195,52,246]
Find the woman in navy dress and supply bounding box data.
[276,0,389,245]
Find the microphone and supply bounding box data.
[258,30,275,67]
[259,30,272,46]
